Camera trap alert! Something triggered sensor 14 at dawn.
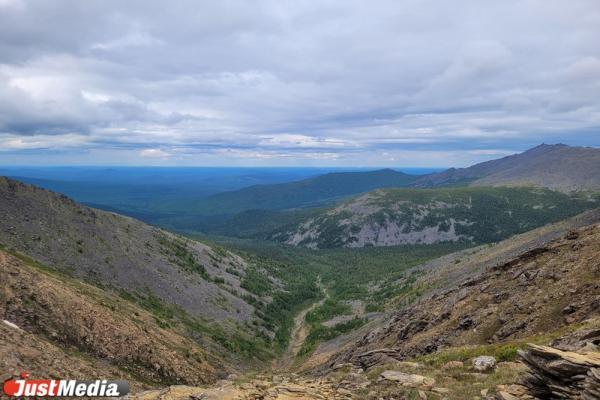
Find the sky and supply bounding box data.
[0,0,599,167]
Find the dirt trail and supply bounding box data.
[274,279,328,371]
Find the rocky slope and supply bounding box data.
[0,177,264,324]
[0,176,307,385]
[413,143,600,192]
[311,218,600,374]
[104,323,599,400]
[269,186,596,248]
[0,248,230,387]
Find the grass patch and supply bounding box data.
[299,317,367,357]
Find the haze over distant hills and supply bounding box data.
[413,144,600,192]
[161,169,420,216]
[163,144,600,224]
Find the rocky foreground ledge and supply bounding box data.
[126,373,357,400]
[122,343,600,399]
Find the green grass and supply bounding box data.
[416,343,520,367]
[415,318,599,368]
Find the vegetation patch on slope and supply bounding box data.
[270,187,597,248]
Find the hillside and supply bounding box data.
[0,177,324,372]
[161,169,419,216]
[0,177,259,323]
[269,186,597,248]
[0,248,230,388]
[413,144,600,192]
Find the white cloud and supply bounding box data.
[0,133,89,150]
[0,0,598,165]
[258,134,355,148]
[139,148,170,158]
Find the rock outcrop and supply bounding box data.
[269,186,595,249]
[518,344,600,399]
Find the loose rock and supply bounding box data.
[473,356,497,372]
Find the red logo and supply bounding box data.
[3,373,129,397]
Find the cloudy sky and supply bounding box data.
[0,0,599,167]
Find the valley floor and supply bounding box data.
[275,290,328,372]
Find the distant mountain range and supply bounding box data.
[161,168,420,216]
[161,144,599,222]
[173,144,600,243]
[1,151,599,397]
[412,144,600,191]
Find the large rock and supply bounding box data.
[380,370,435,387]
[473,356,497,372]
[518,344,600,399]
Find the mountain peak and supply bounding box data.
[526,143,569,152]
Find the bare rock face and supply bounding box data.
[552,327,600,352]
[518,344,600,399]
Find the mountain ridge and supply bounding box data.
[267,186,597,248]
[413,143,600,191]
[1,177,599,399]
[162,168,420,216]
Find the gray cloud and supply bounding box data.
[0,0,599,166]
